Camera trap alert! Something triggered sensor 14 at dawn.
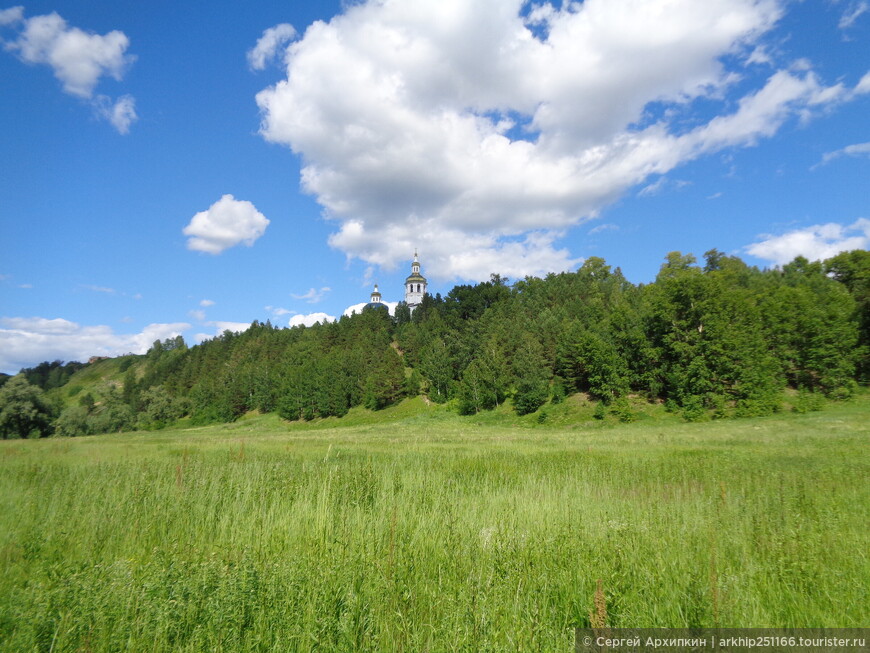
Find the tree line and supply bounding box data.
[1,249,868,438]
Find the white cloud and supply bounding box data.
[746,218,870,265]
[343,301,398,317]
[288,312,336,327]
[0,317,190,374]
[839,1,868,29]
[330,221,581,280]
[197,321,254,342]
[265,305,292,316]
[183,194,270,254]
[81,284,115,294]
[588,223,618,235]
[94,94,137,134]
[247,23,296,70]
[290,286,331,303]
[746,45,773,66]
[199,299,215,307]
[638,177,667,197]
[255,0,866,281]
[815,141,870,168]
[188,309,206,321]
[0,6,23,26]
[1,9,137,133]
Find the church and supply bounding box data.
[364,251,428,313]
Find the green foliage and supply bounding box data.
[550,375,567,404]
[456,347,510,415]
[417,337,454,403]
[791,389,825,414]
[138,386,187,429]
[54,405,90,437]
[0,376,55,438]
[78,392,96,413]
[825,250,870,380]
[511,337,550,415]
[404,369,422,397]
[558,327,629,402]
[593,401,607,420]
[30,249,868,433]
[88,388,136,434]
[609,397,637,423]
[19,359,87,390]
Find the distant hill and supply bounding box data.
[2,248,868,438]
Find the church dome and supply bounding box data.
[364,284,389,312]
[405,271,427,283]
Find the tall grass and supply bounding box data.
[0,399,867,651]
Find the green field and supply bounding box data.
[1,397,868,651]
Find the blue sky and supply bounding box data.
[1,0,868,373]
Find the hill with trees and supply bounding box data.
[2,249,868,438]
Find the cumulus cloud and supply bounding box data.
[199,299,215,307]
[255,0,866,280]
[290,286,331,303]
[288,312,336,327]
[183,194,270,254]
[814,141,870,168]
[247,23,296,70]
[746,218,870,265]
[1,8,137,133]
[0,317,189,374]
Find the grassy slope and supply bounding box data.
[0,397,867,651]
[50,355,142,408]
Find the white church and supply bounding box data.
[363,251,428,314]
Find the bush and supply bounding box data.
[550,376,566,404]
[791,390,825,414]
[0,376,55,438]
[680,396,707,422]
[55,405,89,437]
[593,402,607,420]
[609,398,637,423]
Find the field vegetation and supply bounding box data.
[1,396,867,651]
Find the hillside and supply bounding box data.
[2,248,868,439]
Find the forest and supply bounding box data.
[1,248,868,438]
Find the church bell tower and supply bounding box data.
[404,250,427,311]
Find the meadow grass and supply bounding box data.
[0,397,867,651]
